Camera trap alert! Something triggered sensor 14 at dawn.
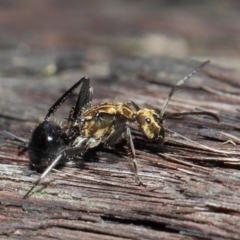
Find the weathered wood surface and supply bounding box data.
[1,1,240,239]
[0,53,240,240]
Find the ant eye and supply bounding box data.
[145,118,151,124]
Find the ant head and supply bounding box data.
[136,108,165,143]
[28,121,69,168]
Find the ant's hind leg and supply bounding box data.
[84,87,93,110]
[64,77,92,128]
[45,76,89,121]
[23,139,95,199]
[67,78,92,128]
[23,154,63,199]
[71,77,91,124]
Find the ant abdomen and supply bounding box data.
[28,121,69,168]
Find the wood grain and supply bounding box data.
[1,54,240,239]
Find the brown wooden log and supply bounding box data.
[1,54,240,240]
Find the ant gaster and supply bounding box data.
[6,60,219,199]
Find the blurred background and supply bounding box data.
[0,0,239,76]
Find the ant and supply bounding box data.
[5,60,219,199]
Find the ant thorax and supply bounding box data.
[80,102,137,139]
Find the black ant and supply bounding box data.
[5,60,219,199]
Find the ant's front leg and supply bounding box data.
[104,124,145,186]
[125,126,147,187]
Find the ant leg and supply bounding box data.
[4,130,29,153]
[126,101,140,112]
[23,154,63,199]
[23,137,101,199]
[23,137,95,199]
[71,77,91,125]
[85,137,101,149]
[104,124,145,186]
[4,130,28,144]
[45,76,89,121]
[104,125,125,149]
[18,146,28,156]
[125,126,146,187]
[84,87,93,110]
[66,137,99,154]
[66,80,92,130]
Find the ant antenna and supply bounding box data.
[159,60,210,118]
